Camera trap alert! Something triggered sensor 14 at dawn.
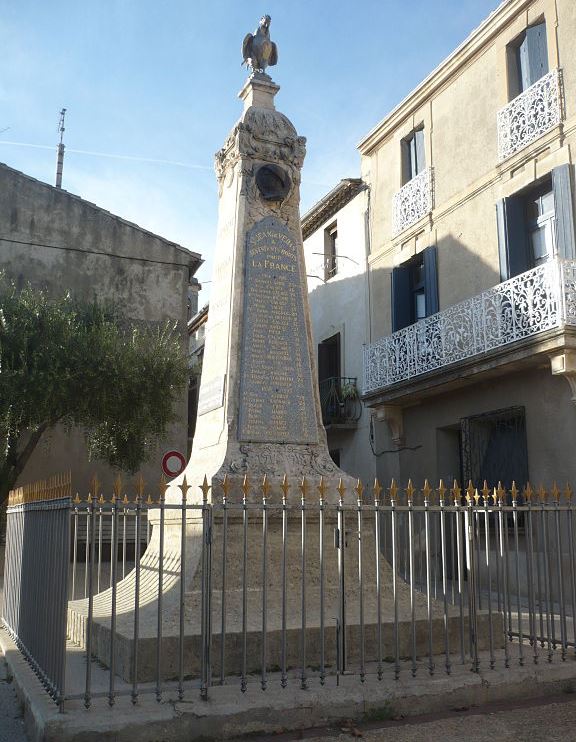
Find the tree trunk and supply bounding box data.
[0,424,49,507]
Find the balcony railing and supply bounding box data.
[319,376,362,427]
[363,258,576,394]
[392,167,433,235]
[497,68,562,162]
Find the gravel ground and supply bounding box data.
[261,695,576,742]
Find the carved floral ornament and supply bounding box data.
[215,115,306,191]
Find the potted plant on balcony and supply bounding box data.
[340,381,358,401]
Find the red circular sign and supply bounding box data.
[162,450,186,478]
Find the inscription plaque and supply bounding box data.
[238,216,318,443]
[198,375,226,416]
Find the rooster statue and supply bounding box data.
[241,15,278,74]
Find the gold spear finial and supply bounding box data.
[451,479,462,505]
[179,475,191,502]
[355,478,364,501]
[537,484,547,503]
[280,474,290,502]
[200,475,211,504]
[242,474,250,502]
[481,480,490,503]
[90,473,100,500]
[465,480,475,505]
[389,479,398,502]
[221,474,230,501]
[299,476,309,501]
[551,481,560,502]
[113,474,123,503]
[157,474,168,504]
[261,474,271,501]
[524,482,533,502]
[438,479,447,503]
[510,481,518,504]
[373,478,383,501]
[337,477,346,501]
[421,479,432,503]
[135,473,146,503]
[317,476,327,502]
[564,483,573,502]
[406,479,416,502]
[496,481,506,504]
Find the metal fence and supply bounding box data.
[1,474,72,705]
[3,474,576,711]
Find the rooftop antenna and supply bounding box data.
[55,108,66,188]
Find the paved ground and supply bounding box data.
[0,652,27,742]
[248,694,576,742]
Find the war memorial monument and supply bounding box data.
[68,16,487,683]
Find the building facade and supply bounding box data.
[0,162,202,493]
[360,0,576,490]
[302,179,376,483]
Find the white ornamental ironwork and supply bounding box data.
[497,68,562,162]
[363,258,576,394]
[392,167,433,235]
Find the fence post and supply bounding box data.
[465,484,479,673]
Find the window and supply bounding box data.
[402,128,426,184]
[391,245,439,332]
[509,21,548,97]
[318,333,341,384]
[496,165,576,281]
[324,223,338,281]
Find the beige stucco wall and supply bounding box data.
[362,0,576,341]
[357,0,576,488]
[303,189,376,484]
[0,163,199,495]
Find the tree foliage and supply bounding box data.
[0,275,189,504]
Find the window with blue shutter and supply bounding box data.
[402,128,426,184]
[391,245,439,332]
[512,21,548,95]
[552,164,576,260]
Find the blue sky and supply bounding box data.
[0,0,498,304]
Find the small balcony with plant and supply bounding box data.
[318,376,362,429]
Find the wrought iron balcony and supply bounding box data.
[497,68,562,162]
[363,258,576,394]
[319,376,362,428]
[392,167,433,236]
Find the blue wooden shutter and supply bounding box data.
[526,22,548,86]
[415,129,426,175]
[423,245,439,316]
[409,135,417,180]
[496,197,529,280]
[391,265,411,332]
[553,164,576,260]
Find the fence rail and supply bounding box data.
[3,474,576,711]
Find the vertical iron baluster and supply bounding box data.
[318,477,326,686]
[356,480,365,683]
[566,485,576,654]
[482,483,494,669]
[337,478,347,676]
[423,481,434,675]
[131,476,144,705]
[122,496,127,580]
[178,477,190,700]
[299,477,308,690]
[511,483,524,666]
[438,481,451,674]
[407,481,417,677]
[465,485,479,674]
[261,476,270,691]
[84,499,90,599]
[475,505,482,611]
[374,479,383,681]
[241,475,249,693]
[390,480,400,680]
[108,478,121,706]
[525,485,538,664]
[156,482,166,702]
[534,493,545,648]
[496,484,510,668]
[84,478,98,709]
[220,475,229,686]
[552,484,567,661]
[452,482,465,664]
[540,487,553,662]
[72,497,79,600]
[200,476,211,701]
[280,476,289,688]
[503,497,512,641]
[97,496,103,594]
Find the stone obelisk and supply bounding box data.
[166,47,349,509]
